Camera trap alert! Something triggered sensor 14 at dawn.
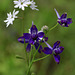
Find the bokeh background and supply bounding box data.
[0,0,75,75]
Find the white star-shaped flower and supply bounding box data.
[30,0,39,11]
[4,12,14,27]
[13,0,32,10]
[4,9,19,27]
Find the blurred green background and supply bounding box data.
[0,0,75,75]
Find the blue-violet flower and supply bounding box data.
[18,22,48,53]
[54,8,72,27]
[42,41,64,64]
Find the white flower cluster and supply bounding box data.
[4,0,39,27]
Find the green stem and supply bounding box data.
[22,11,29,66]
[49,23,58,31]
[27,43,41,75]
[45,23,58,36]
[33,55,50,62]
[29,46,32,65]
[24,40,29,66]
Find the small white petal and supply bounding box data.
[15,11,19,15]
[12,9,19,18]
[14,5,19,8]
[22,6,25,10]
[4,20,8,22]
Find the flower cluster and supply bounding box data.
[43,41,64,64]
[18,8,72,64]
[4,0,39,27]
[18,22,64,64]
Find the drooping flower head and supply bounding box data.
[42,41,64,64]
[54,8,72,27]
[18,22,48,52]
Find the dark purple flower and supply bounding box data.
[34,42,43,53]
[54,8,72,27]
[18,22,47,52]
[42,41,64,64]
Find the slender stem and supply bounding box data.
[27,43,41,75]
[22,11,25,33]
[49,23,58,31]
[33,55,50,62]
[32,42,42,61]
[24,39,29,66]
[29,46,32,65]
[22,11,29,66]
[45,23,58,36]
[22,18,29,65]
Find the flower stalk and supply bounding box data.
[27,42,42,75]
[33,55,50,62]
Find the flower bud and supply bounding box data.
[41,25,48,33]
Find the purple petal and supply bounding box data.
[36,37,40,43]
[18,36,25,43]
[53,41,60,49]
[53,54,60,64]
[60,13,67,19]
[54,46,64,54]
[26,44,31,52]
[30,25,38,37]
[65,24,69,27]
[29,38,35,44]
[61,19,67,24]
[58,20,69,27]
[38,32,45,38]
[67,18,72,24]
[54,8,60,18]
[44,37,48,41]
[42,47,52,54]
[34,42,42,53]
[23,33,31,43]
[23,33,31,39]
[58,18,72,27]
[59,46,64,53]
[41,37,48,42]
[60,20,67,27]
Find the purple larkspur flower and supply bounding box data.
[54,8,72,27]
[42,41,64,64]
[18,22,47,52]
